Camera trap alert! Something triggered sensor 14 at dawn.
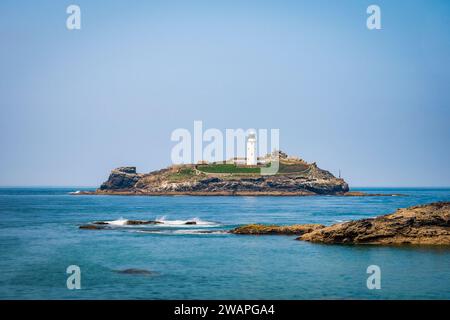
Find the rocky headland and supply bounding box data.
[233,202,450,245]
[299,202,450,245]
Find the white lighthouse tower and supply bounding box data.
[246,132,257,166]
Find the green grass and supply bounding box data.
[277,163,310,174]
[167,167,196,181]
[196,164,261,174]
[197,163,308,175]
[178,168,195,175]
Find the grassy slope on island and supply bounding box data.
[196,161,310,175]
[196,163,261,174]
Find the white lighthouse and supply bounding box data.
[246,132,257,166]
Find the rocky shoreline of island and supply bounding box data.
[76,190,402,197]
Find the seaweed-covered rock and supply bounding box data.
[231,224,325,235]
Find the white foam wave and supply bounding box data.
[156,216,219,227]
[107,218,128,226]
[103,217,219,227]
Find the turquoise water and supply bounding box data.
[0,188,449,299]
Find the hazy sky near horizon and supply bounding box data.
[0,0,449,187]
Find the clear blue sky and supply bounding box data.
[0,0,449,187]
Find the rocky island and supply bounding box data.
[84,152,352,196]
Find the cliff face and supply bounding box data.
[96,156,349,196]
[99,167,142,190]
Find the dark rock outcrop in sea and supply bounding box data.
[123,220,162,225]
[80,220,162,229]
[89,153,351,196]
[299,202,450,245]
[79,224,108,230]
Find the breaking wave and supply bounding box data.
[156,216,219,227]
[103,217,219,227]
[107,218,129,226]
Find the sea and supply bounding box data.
[0,187,449,299]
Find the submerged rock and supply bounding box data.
[299,202,450,245]
[115,268,156,276]
[79,224,107,230]
[230,224,325,235]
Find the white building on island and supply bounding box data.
[246,132,257,166]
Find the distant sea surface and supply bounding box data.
[0,187,449,299]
